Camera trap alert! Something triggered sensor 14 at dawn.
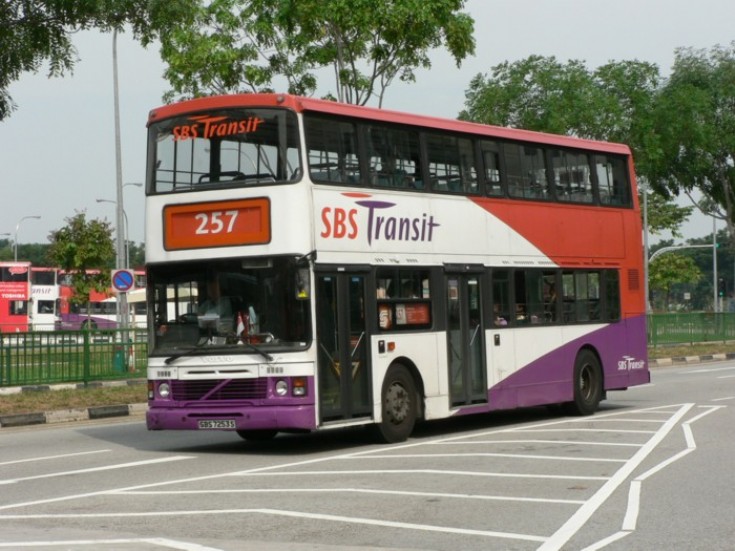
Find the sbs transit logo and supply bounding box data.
[617,356,646,371]
[320,192,440,246]
[171,115,264,141]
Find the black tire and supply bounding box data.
[373,364,418,443]
[564,349,602,416]
[236,430,278,441]
[81,320,97,330]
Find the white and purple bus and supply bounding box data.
[145,94,649,443]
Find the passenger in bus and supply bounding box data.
[493,304,508,326]
[401,281,418,298]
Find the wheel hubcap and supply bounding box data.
[385,382,410,424]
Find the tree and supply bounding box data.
[158,0,475,107]
[46,212,115,307]
[650,43,735,245]
[648,253,702,311]
[0,0,193,120]
[643,190,693,239]
[128,241,145,270]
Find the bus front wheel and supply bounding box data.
[373,364,417,444]
[564,349,602,416]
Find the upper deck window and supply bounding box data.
[595,154,631,207]
[149,108,301,193]
[505,144,549,200]
[305,117,362,184]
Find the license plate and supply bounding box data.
[197,419,236,429]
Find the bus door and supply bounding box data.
[316,271,372,423]
[446,268,487,407]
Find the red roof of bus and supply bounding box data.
[147,93,631,156]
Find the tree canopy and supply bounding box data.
[46,212,115,306]
[649,43,735,245]
[648,253,702,311]
[158,0,475,107]
[0,0,190,120]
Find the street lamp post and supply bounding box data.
[14,215,41,261]
[642,184,651,314]
[96,199,130,268]
[112,28,127,332]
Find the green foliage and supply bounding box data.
[650,43,735,244]
[127,241,146,270]
[158,0,475,107]
[0,239,50,264]
[649,253,702,311]
[46,212,115,306]
[0,0,194,120]
[642,190,693,239]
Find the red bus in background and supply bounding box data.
[57,270,147,330]
[0,261,31,333]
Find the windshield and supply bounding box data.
[149,108,301,193]
[149,256,311,356]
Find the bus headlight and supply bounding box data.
[158,382,171,399]
[275,380,288,396]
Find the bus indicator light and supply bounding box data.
[164,198,271,250]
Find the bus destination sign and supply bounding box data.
[163,198,271,251]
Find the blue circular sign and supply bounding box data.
[112,269,135,292]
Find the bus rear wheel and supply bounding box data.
[564,349,602,416]
[373,364,417,444]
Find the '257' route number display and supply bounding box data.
[163,198,271,250]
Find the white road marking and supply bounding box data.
[0,456,192,485]
[122,487,587,505]
[354,452,627,463]
[0,449,110,467]
[537,403,694,551]
[681,365,735,374]
[433,439,641,447]
[0,538,223,550]
[234,469,610,481]
[0,509,548,544]
[0,402,714,548]
[582,405,725,550]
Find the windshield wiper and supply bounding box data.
[241,341,274,362]
[164,338,273,365]
[164,337,210,365]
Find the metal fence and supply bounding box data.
[0,329,147,387]
[2,316,733,387]
[648,313,735,347]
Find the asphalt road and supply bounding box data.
[1,362,733,551]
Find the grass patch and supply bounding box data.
[648,342,735,359]
[0,383,147,416]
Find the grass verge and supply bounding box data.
[0,383,147,416]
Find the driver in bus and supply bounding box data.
[198,278,234,337]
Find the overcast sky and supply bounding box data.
[2,0,734,248]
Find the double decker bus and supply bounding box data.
[145,94,649,443]
[0,261,31,333]
[30,266,60,331]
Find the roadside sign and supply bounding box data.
[111,269,135,292]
